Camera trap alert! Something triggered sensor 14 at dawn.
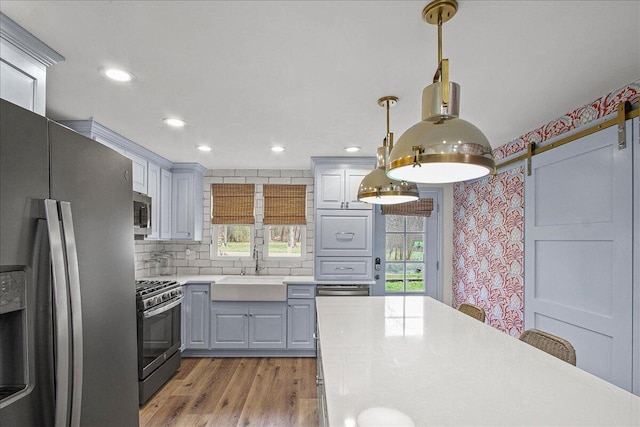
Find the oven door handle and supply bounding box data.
[143,296,183,318]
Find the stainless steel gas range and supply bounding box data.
[135,280,183,404]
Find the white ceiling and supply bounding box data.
[1,1,638,170]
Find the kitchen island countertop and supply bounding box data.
[315,296,640,427]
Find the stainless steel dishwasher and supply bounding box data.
[315,284,370,296]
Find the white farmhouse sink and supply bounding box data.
[211,276,286,301]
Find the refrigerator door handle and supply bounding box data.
[59,201,83,427]
[44,199,71,427]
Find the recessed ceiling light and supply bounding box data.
[163,118,186,128]
[344,146,361,153]
[102,67,134,82]
[197,145,212,152]
[271,146,285,152]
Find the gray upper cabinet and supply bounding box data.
[316,166,372,210]
[171,164,205,241]
[57,120,205,242]
[128,151,148,194]
[159,168,173,239]
[147,163,160,239]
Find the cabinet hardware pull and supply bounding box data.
[335,267,354,271]
[335,231,355,240]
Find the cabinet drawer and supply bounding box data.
[317,210,372,256]
[316,258,372,280]
[288,285,315,299]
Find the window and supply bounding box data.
[385,215,426,292]
[263,184,307,259]
[265,225,305,259]
[382,198,435,294]
[211,184,255,259]
[214,225,253,258]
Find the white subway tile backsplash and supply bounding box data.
[266,268,292,275]
[223,177,246,184]
[176,267,200,275]
[245,177,269,184]
[281,170,303,178]
[234,169,258,177]
[210,169,235,177]
[257,169,281,177]
[134,168,315,279]
[267,177,292,184]
[199,267,223,275]
[291,177,313,185]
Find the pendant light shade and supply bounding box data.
[358,97,419,205]
[387,0,495,184]
[386,115,494,184]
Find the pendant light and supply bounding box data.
[387,0,495,184]
[358,96,420,205]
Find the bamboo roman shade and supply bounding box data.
[381,198,434,217]
[211,184,255,224]
[263,185,307,225]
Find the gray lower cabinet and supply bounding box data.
[184,284,210,350]
[287,285,316,350]
[210,305,248,348]
[211,302,287,350]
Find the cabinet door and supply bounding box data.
[249,306,287,349]
[317,210,373,256]
[171,172,194,239]
[211,306,249,349]
[147,163,160,239]
[316,168,345,209]
[345,168,372,209]
[127,151,148,194]
[159,169,172,239]
[287,299,316,350]
[185,285,210,349]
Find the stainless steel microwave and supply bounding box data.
[133,191,151,238]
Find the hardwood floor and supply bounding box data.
[139,357,318,427]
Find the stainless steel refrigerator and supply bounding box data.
[0,99,140,426]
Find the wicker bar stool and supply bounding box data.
[458,302,486,323]
[519,329,577,366]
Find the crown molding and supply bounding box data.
[0,13,64,67]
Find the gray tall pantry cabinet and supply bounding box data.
[312,157,376,282]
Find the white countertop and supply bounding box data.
[138,275,316,285]
[315,296,640,427]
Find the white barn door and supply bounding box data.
[524,120,633,392]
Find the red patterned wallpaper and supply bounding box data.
[453,166,524,336]
[452,81,639,336]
